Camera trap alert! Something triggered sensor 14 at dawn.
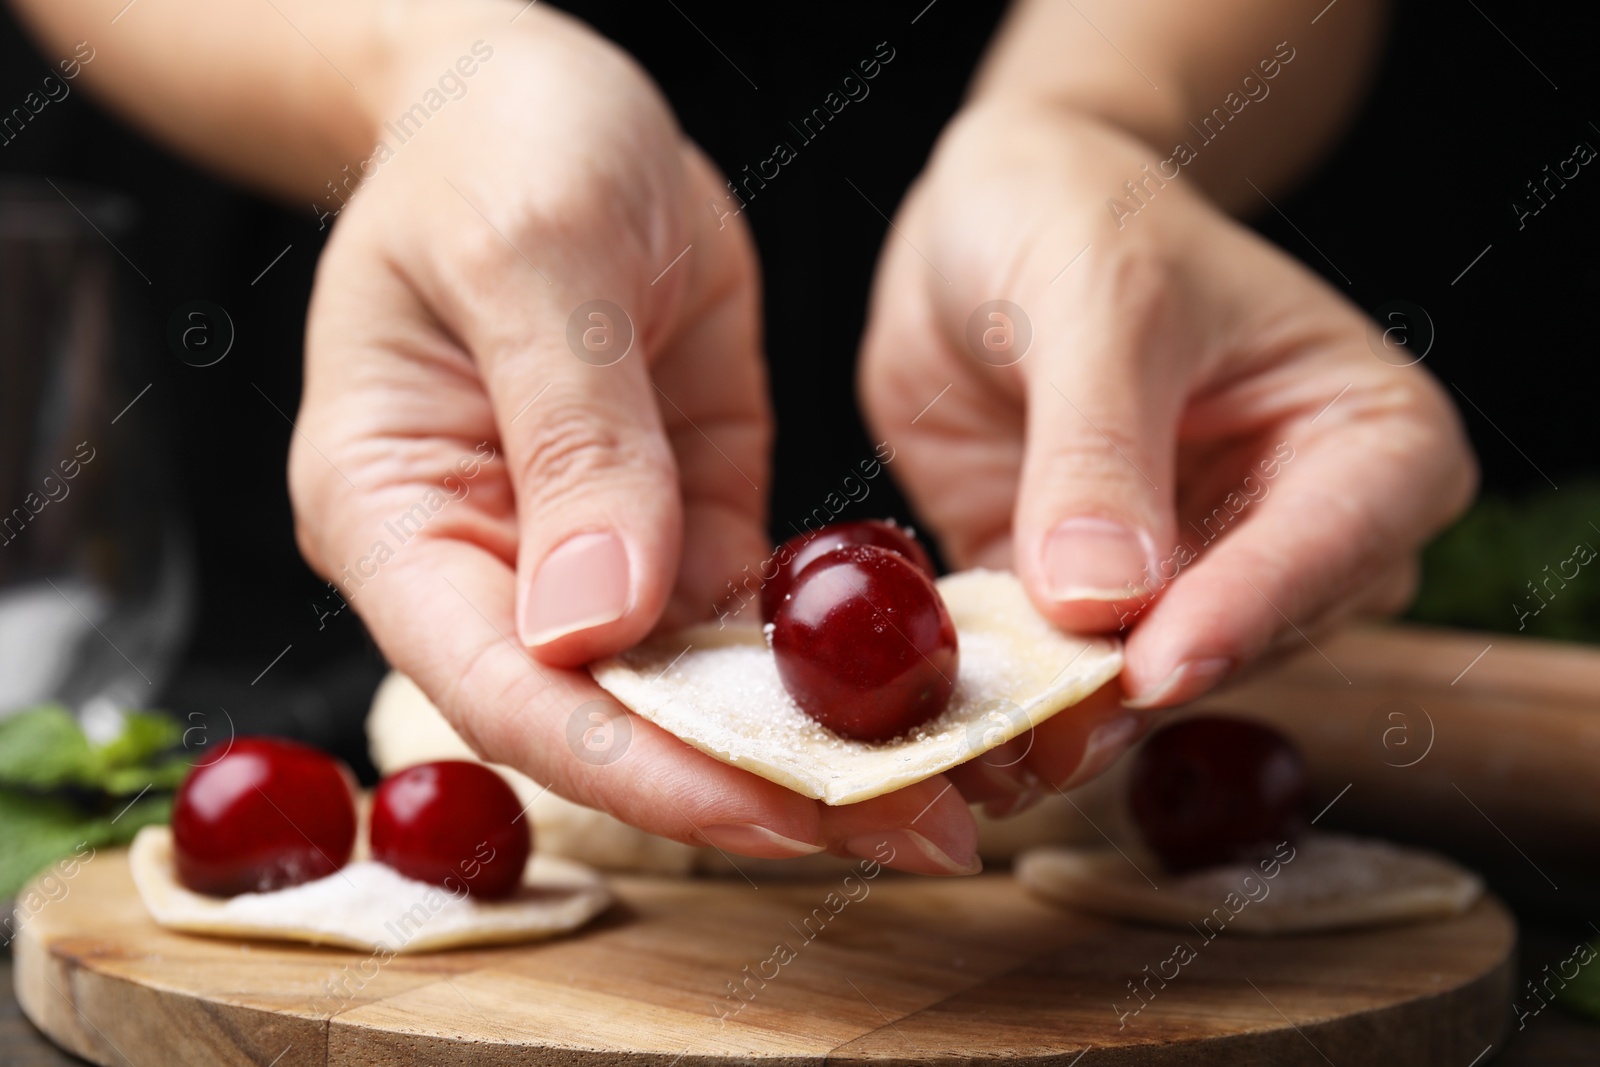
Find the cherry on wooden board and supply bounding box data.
[1128,716,1310,873]
[172,736,358,896]
[370,760,531,899]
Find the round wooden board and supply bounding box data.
[15,849,1513,1066]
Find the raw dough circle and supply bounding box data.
[128,825,613,953]
[591,569,1122,805]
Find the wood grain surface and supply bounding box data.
[16,846,1512,1066]
[1194,623,1600,906]
[20,621,1595,1065]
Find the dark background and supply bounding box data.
[1,0,1595,770]
[4,6,1600,1060]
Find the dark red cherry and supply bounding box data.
[1128,716,1310,874]
[370,761,531,900]
[760,519,936,624]
[771,544,958,742]
[172,736,358,896]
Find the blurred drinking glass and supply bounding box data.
[0,178,191,739]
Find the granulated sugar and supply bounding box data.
[1015,832,1484,934]
[592,570,1122,804]
[631,629,1032,757]
[215,861,493,949]
[1173,835,1471,906]
[129,827,613,953]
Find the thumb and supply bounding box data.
[482,294,683,669]
[1012,303,1179,636]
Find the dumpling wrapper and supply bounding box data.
[129,826,613,953]
[591,569,1122,805]
[368,672,703,876]
[366,670,1098,875]
[1015,832,1483,935]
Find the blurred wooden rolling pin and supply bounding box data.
[1000,624,1599,910]
[1199,623,1600,905]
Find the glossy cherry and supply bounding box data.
[771,544,958,742]
[370,761,531,899]
[759,519,936,624]
[1128,715,1310,874]
[172,736,358,896]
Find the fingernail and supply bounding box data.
[699,824,824,859]
[843,830,981,877]
[1059,713,1142,789]
[518,531,631,647]
[975,758,1030,796]
[1043,517,1155,601]
[983,787,1045,820]
[1122,656,1233,709]
[972,760,1036,817]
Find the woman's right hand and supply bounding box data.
[288,5,982,876]
[858,102,1476,810]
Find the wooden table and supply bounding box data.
[8,623,1600,1063]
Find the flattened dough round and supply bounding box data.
[591,569,1122,805]
[368,672,700,875]
[1016,832,1483,935]
[129,826,613,953]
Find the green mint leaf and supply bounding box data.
[101,756,190,796]
[0,789,111,900]
[101,792,173,846]
[0,789,174,900]
[1410,483,1600,642]
[94,709,183,772]
[1555,941,1600,1023]
[0,706,97,791]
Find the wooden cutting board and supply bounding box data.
[24,622,1573,1064]
[17,849,1512,1066]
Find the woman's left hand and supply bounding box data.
[858,102,1476,815]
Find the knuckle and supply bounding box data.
[1435,424,1481,521]
[286,438,335,574]
[1371,371,1481,520]
[515,402,665,501]
[1370,558,1421,616]
[1034,419,1154,488]
[291,517,326,578]
[1069,236,1180,342]
[435,639,526,761]
[1424,387,1482,519]
[521,403,623,486]
[1100,237,1178,314]
[434,193,634,308]
[858,341,926,425]
[286,435,323,509]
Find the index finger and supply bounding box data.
[380,537,984,873]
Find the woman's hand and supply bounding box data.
[860,103,1476,814]
[288,9,980,875]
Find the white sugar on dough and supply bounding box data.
[129,826,613,953]
[1015,832,1484,935]
[367,671,701,876]
[590,569,1122,806]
